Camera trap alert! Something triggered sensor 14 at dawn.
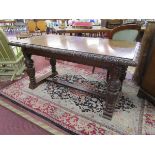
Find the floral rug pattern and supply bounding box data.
[1,62,154,134]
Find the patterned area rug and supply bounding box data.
[1,62,155,135]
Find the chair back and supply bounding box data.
[36,21,47,33]
[27,20,36,33]
[109,24,141,42]
[0,28,16,62]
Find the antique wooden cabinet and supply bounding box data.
[137,22,155,104]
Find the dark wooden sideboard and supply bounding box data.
[137,22,155,104]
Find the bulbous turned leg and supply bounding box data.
[119,65,128,89]
[103,65,121,120]
[50,57,58,77]
[23,53,36,89]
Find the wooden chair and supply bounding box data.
[27,20,38,35]
[27,20,36,32]
[109,24,141,41]
[92,24,141,80]
[0,28,25,81]
[36,21,47,34]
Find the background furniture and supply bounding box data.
[106,19,123,29]
[136,22,155,104]
[27,20,36,33]
[0,28,25,81]
[52,26,112,37]
[16,32,32,39]
[72,22,92,29]
[92,24,141,79]
[0,20,16,34]
[36,21,47,34]
[14,19,26,33]
[109,24,141,41]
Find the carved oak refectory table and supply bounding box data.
[8,34,140,120]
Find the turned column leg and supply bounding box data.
[50,57,58,77]
[119,65,128,86]
[23,52,37,89]
[92,66,95,73]
[103,65,121,120]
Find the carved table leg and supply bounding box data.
[119,65,128,87]
[103,65,121,120]
[50,57,58,77]
[23,52,37,89]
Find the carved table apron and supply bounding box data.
[8,35,140,120]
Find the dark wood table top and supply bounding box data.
[9,34,140,65]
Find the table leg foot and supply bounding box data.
[51,71,58,77]
[103,111,113,120]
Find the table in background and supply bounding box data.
[0,20,15,25]
[52,26,112,37]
